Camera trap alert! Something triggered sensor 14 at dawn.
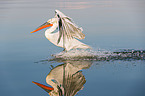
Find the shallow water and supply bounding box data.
[0,0,145,96]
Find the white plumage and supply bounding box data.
[31,10,91,51]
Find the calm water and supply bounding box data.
[0,0,145,96]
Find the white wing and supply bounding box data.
[55,10,85,45]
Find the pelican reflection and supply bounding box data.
[33,60,92,96]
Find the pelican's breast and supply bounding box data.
[45,32,64,48]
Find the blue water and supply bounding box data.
[0,0,145,96]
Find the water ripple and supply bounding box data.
[50,49,145,61]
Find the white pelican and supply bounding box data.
[31,10,91,52]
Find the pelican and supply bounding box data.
[31,10,91,52]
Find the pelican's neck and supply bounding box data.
[45,22,58,40]
[45,18,58,41]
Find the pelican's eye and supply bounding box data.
[47,19,51,23]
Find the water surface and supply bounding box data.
[0,0,145,96]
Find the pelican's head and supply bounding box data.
[31,10,65,33]
[30,18,58,33]
[47,18,58,25]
